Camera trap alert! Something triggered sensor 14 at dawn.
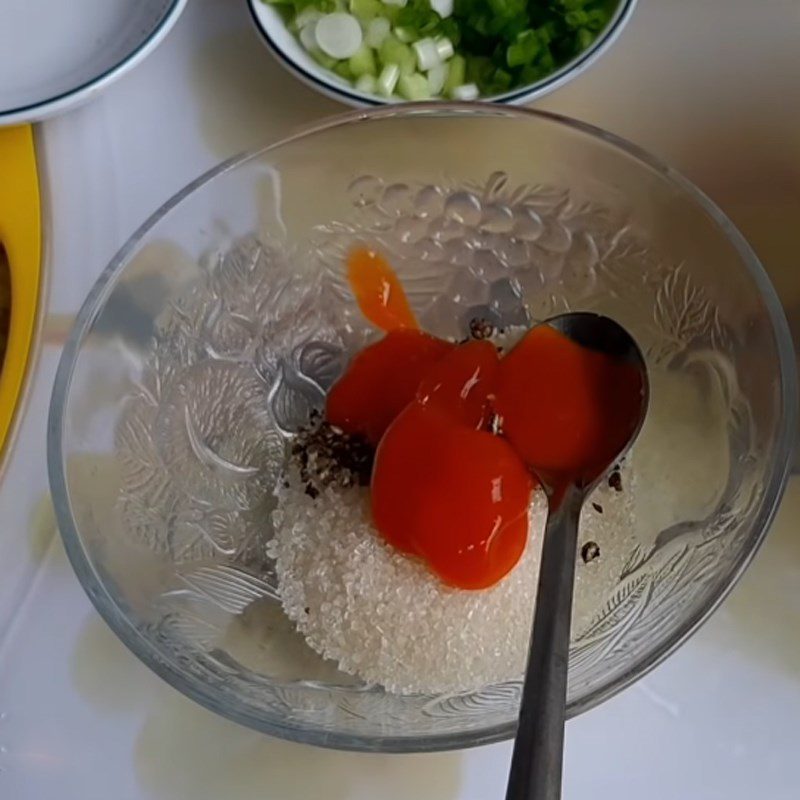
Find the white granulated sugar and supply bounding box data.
[269,462,637,695]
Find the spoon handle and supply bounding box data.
[505,486,584,800]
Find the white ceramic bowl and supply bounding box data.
[0,0,187,125]
[247,0,637,107]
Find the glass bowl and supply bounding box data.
[48,104,797,752]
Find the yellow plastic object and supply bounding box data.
[0,125,41,455]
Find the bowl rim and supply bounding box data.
[48,103,798,752]
[246,0,639,107]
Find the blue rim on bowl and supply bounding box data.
[247,0,638,107]
[0,0,187,125]
[48,104,797,751]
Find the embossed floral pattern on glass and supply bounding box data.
[111,169,759,739]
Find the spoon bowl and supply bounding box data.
[544,312,650,488]
[505,312,649,800]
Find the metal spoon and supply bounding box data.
[505,312,650,800]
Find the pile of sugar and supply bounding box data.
[269,462,637,695]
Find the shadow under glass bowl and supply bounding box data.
[48,104,797,752]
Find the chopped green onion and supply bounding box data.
[585,9,609,30]
[538,49,555,71]
[435,36,454,60]
[349,43,378,75]
[564,9,589,28]
[333,60,354,80]
[377,63,400,95]
[315,12,363,58]
[365,16,391,47]
[575,27,594,50]
[355,73,378,92]
[294,7,323,29]
[519,63,541,84]
[299,21,319,50]
[266,0,615,99]
[398,72,432,100]
[465,54,493,85]
[430,0,454,17]
[379,35,417,75]
[413,37,442,70]
[506,29,540,68]
[443,53,466,94]
[349,0,382,18]
[395,25,417,43]
[427,62,448,95]
[311,48,338,70]
[489,67,512,93]
[451,82,478,100]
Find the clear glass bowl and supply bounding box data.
[48,105,797,752]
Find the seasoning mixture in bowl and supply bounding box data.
[264,247,642,692]
[108,173,741,702]
[53,108,789,750]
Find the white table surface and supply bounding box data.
[2,0,800,797]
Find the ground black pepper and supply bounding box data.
[469,317,496,340]
[290,419,375,497]
[592,502,603,514]
[581,541,601,563]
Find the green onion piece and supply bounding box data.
[435,36,455,60]
[586,9,611,31]
[355,73,378,92]
[377,63,401,95]
[332,60,354,80]
[575,27,593,50]
[492,67,512,91]
[427,62,449,95]
[443,53,466,94]
[564,9,589,29]
[452,82,478,100]
[519,63,542,84]
[430,0,454,18]
[365,16,391,47]
[315,12,363,59]
[394,25,417,43]
[379,35,417,75]
[413,37,442,70]
[349,0,382,20]
[538,49,555,71]
[349,44,378,76]
[398,72,432,100]
[299,22,319,50]
[294,7,323,29]
[311,49,338,70]
[506,29,540,68]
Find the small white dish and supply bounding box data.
[0,0,188,125]
[247,0,638,107]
